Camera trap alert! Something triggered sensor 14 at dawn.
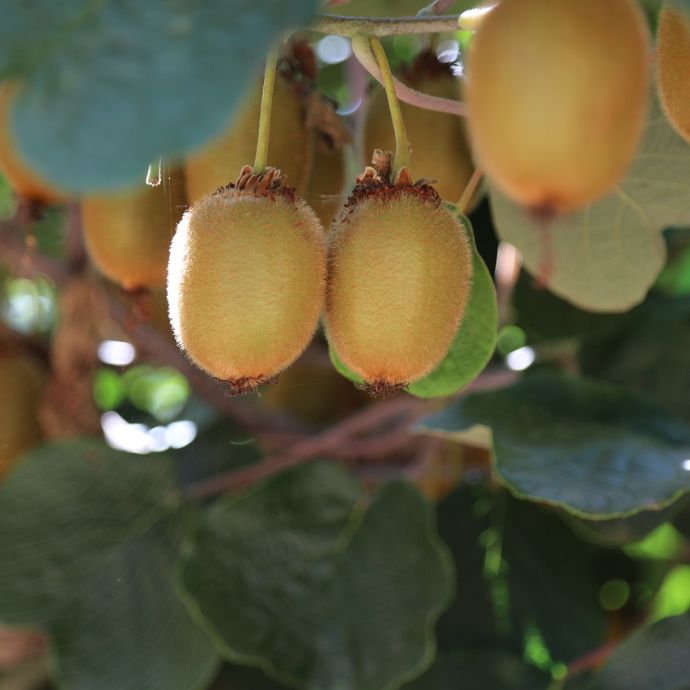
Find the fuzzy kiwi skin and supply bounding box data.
[185,76,313,204]
[0,352,43,480]
[167,188,326,391]
[466,0,650,213]
[657,7,690,144]
[364,65,474,204]
[0,84,67,203]
[81,170,186,291]
[325,192,473,390]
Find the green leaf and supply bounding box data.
[402,650,550,690]
[502,497,607,662]
[513,272,633,342]
[566,497,690,548]
[53,524,219,690]
[416,372,690,518]
[588,614,690,690]
[329,214,497,399]
[0,439,218,690]
[489,96,690,312]
[0,0,319,191]
[434,485,511,650]
[581,296,690,423]
[178,464,454,690]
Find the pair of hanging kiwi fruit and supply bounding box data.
[2,0,689,398]
[169,43,475,398]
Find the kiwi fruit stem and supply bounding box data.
[254,48,279,173]
[369,37,410,177]
[457,167,483,214]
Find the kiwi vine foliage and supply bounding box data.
[2,1,690,690]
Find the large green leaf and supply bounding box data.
[587,614,690,690]
[403,650,550,690]
[330,213,497,399]
[513,272,634,342]
[434,485,507,650]
[581,296,690,423]
[416,373,690,518]
[0,0,319,191]
[502,497,607,662]
[178,464,454,690]
[0,440,217,690]
[489,97,690,312]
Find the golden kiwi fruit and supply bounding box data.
[168,166,326,395]
[185,48,315,204]
[81,169,186,291]
[657,6,690,144]
[0,350,43,481]
[325,156,473,397]
[0,84,68,204]
[364,50,475,205]
[465,0,651,213]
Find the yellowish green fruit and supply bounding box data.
[657,6,690,144]
[304,138,347,228]
[185,75,313,204]
[0,351,43,480]
[325,165,473,397]
[364,51,475,205]
[168,166,326,395]
[81,170,186,291]
[466,0,650,213]
[0,84,68,204]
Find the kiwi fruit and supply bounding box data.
[657,6,690,144]
[168,166,326,395]
[185,53,314,204]
[364,50,475,205]
[0,84,67,204]
[325,155,473,397]
[465,0,650,213]
[0,350,43,480]
[81,169,186,291]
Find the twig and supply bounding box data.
[351,36,467,116]
[313,13,461,37]
[566,639,619,680]
[184,395,427,499]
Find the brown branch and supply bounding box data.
[184,395,428,499]
[183,368,515,500]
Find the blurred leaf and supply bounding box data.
[0,173,16,219]
[402,650,550,690]
[0,0,319,191]
[502,498,607,663]
[513,272,633,341]
[417,372,690,518]
[178,465,454,690]
[489,97,690,312]
[330,215,498,399]
[581,296,690,423]
[172,419,262,488]
[435,485,510,650]
[0,439,217,690]
[567,499,690,549]
[93,368,127,411]
[656,229,690,297]
[587,614,690,690]
[625,524,685,561]
[651,566,690,621]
